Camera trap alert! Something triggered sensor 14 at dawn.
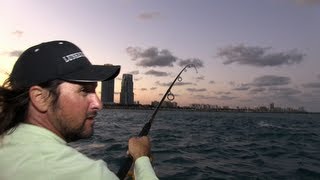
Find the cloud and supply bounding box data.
[229,81,236,86]
[12,30,23,37]
[247,87,302,107]
[196,76,205,81]
[268,87,302,96]
[186,88,207,92]
[252,75,291,87]
[178,58,204,68]
[302,82,320,88]
[126,46,204,69]
[155,80,194,86]
[217,44,305,67]
[134,77,142,81]
[128,70,139,75]
[250,87,266,94]
[233,86,250,91]
[194,94,237,100]
[233,83,251,91]
[126,47,177,67]
[138,12,161,20]
[193,95,209,99]
[155,81,173,87]
[126,47,141,60]
[9,50,23,57]
[175,82,195,86]
[218,95,238,100]
[209,80,215,84]
[230,82,251,91]
[145,69,169,77]
[215,91,231,95]
[150,87,157,90]
[140,88,148,91]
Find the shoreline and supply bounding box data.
[103,105,316,114]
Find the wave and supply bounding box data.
[70,110,320,179]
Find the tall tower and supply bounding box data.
[101,64,115,105]
[270,102,275,110]
[101,79,115,104]
[120,74,134,105]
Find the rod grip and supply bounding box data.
[116,156,133,180]
[116,122,151,179]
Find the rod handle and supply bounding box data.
[116,156,133,180]
[117,122,151,179]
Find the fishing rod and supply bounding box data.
[117,64,198,180]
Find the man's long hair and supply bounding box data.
[0,77,63,136]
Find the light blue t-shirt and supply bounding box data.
[0,123,158,180]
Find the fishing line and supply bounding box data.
[116,64,198,180]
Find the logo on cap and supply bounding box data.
[62,52,85,63]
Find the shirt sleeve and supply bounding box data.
[133,156,159,180]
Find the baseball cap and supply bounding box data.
[10,40,121,89]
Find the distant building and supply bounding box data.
[298,106,305,112]
[191,103,215,110]
[101,64,116,104]
[152,101,177,108]
[164,101,178,108]
[151,101,160,107]
[120,74,134,105]
[101,78,115,105]
[270,103,275,110]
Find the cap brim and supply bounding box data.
[61,65,121,82]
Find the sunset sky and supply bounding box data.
[1,0,320,112]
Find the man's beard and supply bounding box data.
[57,111,97,143]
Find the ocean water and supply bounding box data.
[70,109,320,180]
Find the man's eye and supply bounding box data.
[80,87,90,93]
[78,83,97,94]
[80,86,95,93]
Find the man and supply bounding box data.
[0,40,158,180]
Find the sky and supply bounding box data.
[1,0,320,112]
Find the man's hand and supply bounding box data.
[128,136,151,161]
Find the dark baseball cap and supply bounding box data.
[10,40,120,88]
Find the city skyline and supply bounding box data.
[104,73,307,112]
[1,0,320,112]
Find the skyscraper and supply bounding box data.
[101,64,115,105]
[120,74,134,105]
[101,78,115,105]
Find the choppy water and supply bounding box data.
[70,109,320,179]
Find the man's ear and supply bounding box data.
[29,86,51,112]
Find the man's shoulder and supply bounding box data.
[1,127,101,169]
[3,123,67,145]
[1,141,110,176]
